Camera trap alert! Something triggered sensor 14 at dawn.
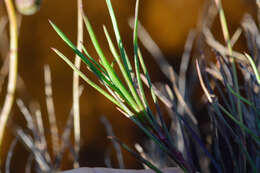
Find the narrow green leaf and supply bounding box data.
[50,20,134,112]
[103,0,145,111]
[49,20,108,84]
[138,49,157,102]
[81,11,140,113]
[105,0,135,87]
[137,51,173,146]
[216,0,242,127]
[238,142,258,173]
[227,84,253,106]
[103,25,143,109]
[81,43,108,76]
[133,0,147,107]
[52,48,127,111]
[227,84,260,119]
[217,103,260,143]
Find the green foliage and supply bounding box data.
[51,0,260,172]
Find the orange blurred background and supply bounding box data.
[0,0,255,172]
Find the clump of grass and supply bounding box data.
[196,1,260,173]
[50,0,260,173]
[50,0,218,172]
[50,0,197,172]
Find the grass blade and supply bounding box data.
[217,103,260,143]
[81,12,141,113]
[52,48,129,113]
[105,0,133,76]
[103,25,143,109]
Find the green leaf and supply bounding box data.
[50,20,133,111]
[103,25,143,110]
[81,11,140,113]
[217,103,260,144]
[49,20,109,84]
[105,0,133,74]
[81,43,108,76]
[52,48,126,111]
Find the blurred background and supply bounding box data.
[0,0,255,172]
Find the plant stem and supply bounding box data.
[73,0,83,168]
[216,0,242,123]
[0,0,18,162]
[44,65,60,158]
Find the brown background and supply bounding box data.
[0,0,254,171]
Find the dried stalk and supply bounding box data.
[73,0,84,168]
[44,65,60,156]
[0,0,18,160]
[195,60,214,103]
